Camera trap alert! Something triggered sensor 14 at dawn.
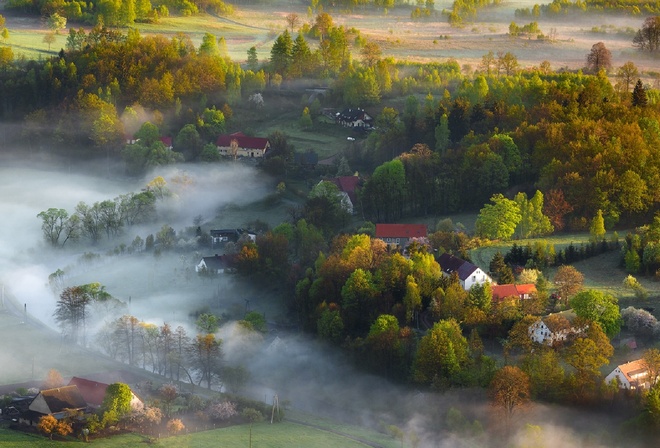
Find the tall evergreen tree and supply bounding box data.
[270,30,293,76]
[632,79,648,107]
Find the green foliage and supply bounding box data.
[413,319,469,385]
[242,311,267,332]
[101,383,133,418]
[196,313,219,334]
[476,194,522,240]
[570,290,621,336]
[589,209,606,241]
[317,308,344,343]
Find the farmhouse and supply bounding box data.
[438,253,492,291]
[605,360,653,390]
[22,385,87,425]
[68,377,143,410]
[326,176,361,215]
[335,108,373,128]
[375,223,427,250]
[210,229,256,246]
[491,283,537,302]
[216,132,270,158]
[528,311,585,345]
[196,254,234,274]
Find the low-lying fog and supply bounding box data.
[0,156,640,447]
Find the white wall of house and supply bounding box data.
[463,268,491,291]
[28,394,50,415]
[605,368,633,389]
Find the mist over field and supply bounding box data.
[0,155,646,447]
[0,157,272,323]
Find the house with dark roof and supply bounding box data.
[196,254,235,274]
[216,132,270,158]
[605,359,654,390]
[335,108,373,128]
[491,283,537,302]
[375,224,427,250]
[68,377,143,410]
[22,385,87,425]
[438,253,492,291]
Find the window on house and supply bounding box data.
[396,238,400,244]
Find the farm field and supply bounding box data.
[1,0,658,74]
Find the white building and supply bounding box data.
[605,359,652,390]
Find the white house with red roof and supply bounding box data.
[605,359,653,390]
[438,253,492,291]
[216,132,270,158]
[375,224,427,250]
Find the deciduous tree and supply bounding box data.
[569,290,621,337]
[633,16,660,53]
[586,42,611,73]
[54,286,92,345]
[475,194,521,240]
[188,333,223,389]
[413,319,469,385]
[489,366,530,428]
[553,265,583,303]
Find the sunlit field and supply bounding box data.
[2,0,658,72]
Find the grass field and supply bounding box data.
[0,414,399,447]
[470,232,660,314]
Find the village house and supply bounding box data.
[605,359,653,390]
[210,229,256,247]
[491,283,537,302]
[196,254,234,274]
[335,108,373,129]
[375,224,427,250]
[68,377,143,410]
[325,175,361,215]
[438,253,492,291]
[124,135,173,149]
[216,132,270,158]
[21,385,87,426]
[528,311,585,345]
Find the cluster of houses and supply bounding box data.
[125,107,374,162]
[2,374,144,427]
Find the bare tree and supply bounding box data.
[54,286,91,345]
[285,13,300,33]
[586,42,612,73]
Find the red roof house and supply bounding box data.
[67,377,144,410]
[216,132,270,158]
[375,224,427,249]
[492,284,537,302]
[327,176,361,205]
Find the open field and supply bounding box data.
[0,418,400,447]
[471,232,660,313]
[2,0,659,73]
